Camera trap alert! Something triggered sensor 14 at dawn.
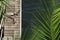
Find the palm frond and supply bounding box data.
[0,0,9,24]
[22,0,60,40]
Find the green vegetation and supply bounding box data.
[0,0,9,24]
[22,0,60,40]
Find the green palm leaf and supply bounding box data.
[0,0,9,24]
[22,0,60,40]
